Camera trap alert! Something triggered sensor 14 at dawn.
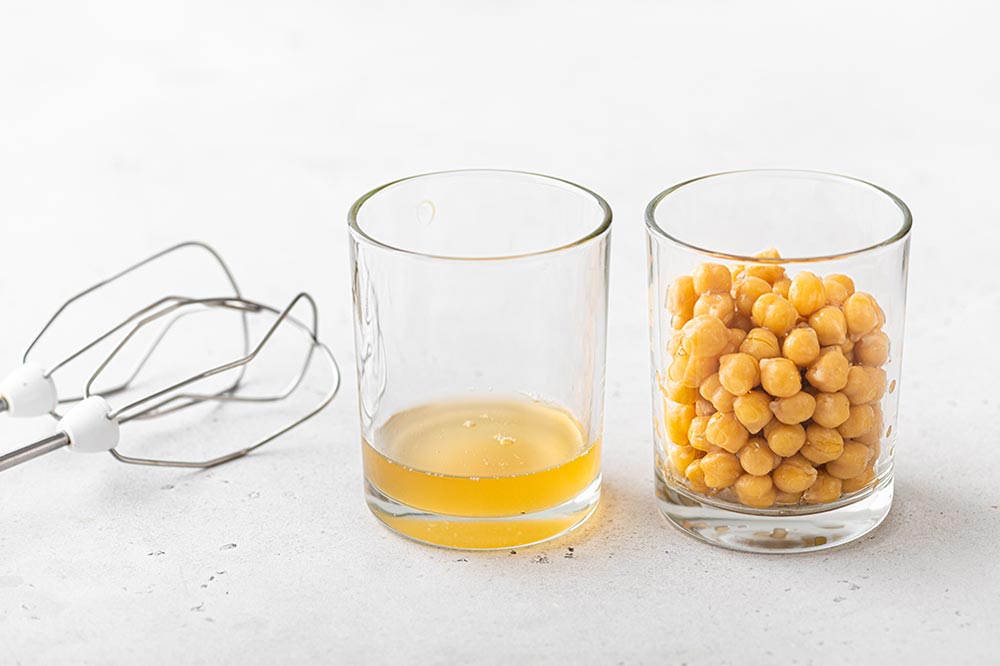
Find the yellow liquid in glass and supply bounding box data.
[363,396,601,549]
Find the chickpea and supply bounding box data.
[699,373,736,412]
[842,366,879,405]
[855,425,882,447]
[730,313,754,332]
[738,438,779,475]
[718,352,760,396]
[685,459,709,493]
[803,472,843,503]
[729,327,748,347]
[733,390,773,434]
[693,263,732,295]
[854,329,890,366]
[745,248,786,284]
[772,277,792,299]
[838,403,875,439]
[775,490,803,505]
[667,332,684,355]
[782,327,821,367]
[734,276,772,316]
[695,398,716,417]
[733,473,777,508]
[769,391,816,425]
[844,292,882,340]
[693,292,736,325]
[689,414,714,451]
[764,421,807,457]
[808,306,848,346]
[682,315,731,357]
[740,327,781,360]
[789,271,826,316]
[826,441,873,480]
[667,353,688,384]
[839,337,855,363]
[665,401,696,445]
[801,424,844,465]
[865,366,887,401]
[825,273,855,297]
[667,275,697,328]
[681,355,720,388]
[660,378,697,405]
[705,411,750,453]
[759,357,802,398]
[700,450,743,489]
[752,293,798,336]
[823,275,852,306]
[812,392,851,428]
[841,465,876,494]
[772,454,819,493]
[731,264,746,283]
[805,348,850,392]
[668,444,699,474]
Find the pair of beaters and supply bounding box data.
[0,242,340,474]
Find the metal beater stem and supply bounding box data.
[0,397,8,414]
[0,433,70,472]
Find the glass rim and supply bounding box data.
[645,168,913,263]
[348,168,613,262]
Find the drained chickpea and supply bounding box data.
[705,411,750,453]
[772,277,791,299]
[775,490,803,505]
[700,450,743,488]
[688,415,712,451]
[782,327,821,367]
[694,292,736,324]
[740,327,781,360]
[681,355,720,388]
[865,366,887,400]
[844,292,882,340]
[666,332,684,355]
[682,315,731,357]
[668,444,700,474]
[685,459,709,493]
[855,425,882,447]
[769,391,816,425]
[801,424,845,465]
[789,271,826,316]
[667,353,688,384]
[733,390,773,434]
[772,455,818,494]
[695,398,716,417]
[808,306,848,346]
[665,401,696,445]
[735,276,771,316]
[805,348,850,392]
[733,473,777,508]
[718,352,760,395]
[699,373,736,412]
[841,465,876,494]
[661,378,697,404]
[826,441,873,480]
[738,438,778,475]
[854,329,890,366]
[752,293,798,336]
[744,248,786,284]
[764,421,806,456]
[812,392,851,428]
[760,357,802,398]
[825,273,855,297]
[693,263,732,295]
[823,275,852,306]
[667,275,697,328]
[803,472,843,503]
[730,313,754,332]
[729,327,748,346]
[838,403,875,439]
[842,365,879,405]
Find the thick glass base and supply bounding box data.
[655,473,893,553]
[365,474,601,550]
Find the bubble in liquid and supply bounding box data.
[417,200,436,225]
[495,434,516,446]
[462,420,477,429]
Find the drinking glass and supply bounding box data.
[350,169,611,549]
[646,169,911,552]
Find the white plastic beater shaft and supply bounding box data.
[0,362,58,417]
[60,396,120,453]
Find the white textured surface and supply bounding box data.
[0,1,997,664]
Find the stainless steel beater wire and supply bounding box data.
[0,397,8,414]
[20,242,251,409]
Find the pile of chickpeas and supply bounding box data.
[659,249,890,509]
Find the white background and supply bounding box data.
[1,1,997,664]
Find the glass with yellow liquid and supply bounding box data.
[349,170,611,549]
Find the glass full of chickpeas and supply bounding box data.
[646,170,911,553]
